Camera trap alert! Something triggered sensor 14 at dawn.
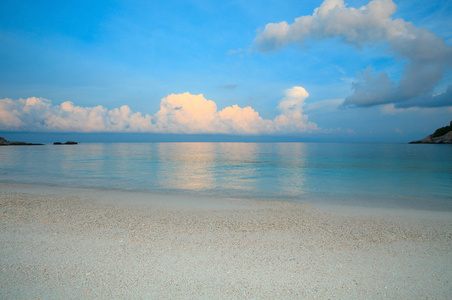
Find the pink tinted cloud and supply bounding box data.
[0,88,318,135]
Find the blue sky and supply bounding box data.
[0,0,451,142]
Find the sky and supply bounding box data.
[0,0,451,142]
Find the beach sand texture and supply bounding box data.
[0,183,451,299]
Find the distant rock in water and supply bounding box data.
[409,121,452,144]
[54,141,78,145]
[0,136,44,146]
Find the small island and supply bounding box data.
[0,137,44,146]
[409,121,452,144]
[0,137,79,146]
[54,141,79,145]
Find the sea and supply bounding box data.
[1,142,451,210]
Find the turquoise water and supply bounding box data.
[1,143,451,210]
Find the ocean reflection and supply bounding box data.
[273,143,307,197]
[155,143,218,192]
[150,142,303,196]
[149,142,308,198]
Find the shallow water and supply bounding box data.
[1,142,451,210]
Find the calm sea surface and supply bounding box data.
[1,143,451,210]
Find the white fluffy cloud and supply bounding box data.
[0,88,318,135]
[254,0,452,108]
[274,86,315,132]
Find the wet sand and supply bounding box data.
[0,183,451,299]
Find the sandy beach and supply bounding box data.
[0,183,451,299]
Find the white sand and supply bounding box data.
[0,183,451,299]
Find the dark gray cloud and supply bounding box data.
[218,84,238,90]
[394,85,452,108]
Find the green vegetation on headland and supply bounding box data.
[409,121,452,144]
[432,125,452,138]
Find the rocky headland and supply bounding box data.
[409,121,452,144]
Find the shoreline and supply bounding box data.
[1,183,451,298]
[1,181,450,213]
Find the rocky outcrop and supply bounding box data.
[409,121,452,144]
[0,137,44,146]
[54,141,78,145]
[0,137,9,145]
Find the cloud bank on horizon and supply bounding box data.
[254,0,452,109]
[0,87,318,135]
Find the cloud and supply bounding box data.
[152,93,220,134]
[379,103,421,115]
[274,87,316,132]
[227,48,243,55]
[344,66,396,107]
[304,98,344,113]
[0,89,318,135]
[394,85,452,108]
[254,0,452,108]
[218,84,238,90]
[277,86,309,113]
[0,97,155,132]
